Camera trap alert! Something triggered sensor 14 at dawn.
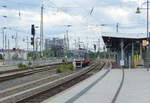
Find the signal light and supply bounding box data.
[31,37,34,45]
[31,24,35,46]
[31,24,35,36]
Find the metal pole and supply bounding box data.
[146,0,149,71]
[66,30,68,50]
[98,38,100,59]
[120,39,124,66]
[140,42,143,63]
[132,41,134,67]
[8,39,10,60]
[74,39,77,50]
[147,0,149,44]
[66,29,69,50]
[2,28,5,65]
[116,23,119,33]
[27,36,29,51]
[2,28,4,51]
[15,33,18,49]
[121,39,124,61]
[98,38,100,52]
[86,38,89,51]
[5,34,7,50]
[129,56,131,69]
[40,5,44,57]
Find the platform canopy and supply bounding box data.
[102,32,147,52]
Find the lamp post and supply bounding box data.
[2,27,6,65]
[136,0,149,47]
[1,6,7,64]
[136,0,150,70]
[97,24,106,58]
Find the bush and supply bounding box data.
[68,64,74,70]
[56,68,62,73]
[17,63,27,69]
[56,64,74,73]
[28,62,32,66]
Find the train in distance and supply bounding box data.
[73,48,90,68]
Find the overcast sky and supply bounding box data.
[0,0,148,50]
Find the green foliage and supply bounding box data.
[17,63,27,69]
[56,68,62,73]
[27,53,32,58]
[89,52,99,59]
[28,62,32,66]
[56,64,74,73]
[27,52,40,60]
[0,54,3,59]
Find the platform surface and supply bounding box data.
[43,68,150,103]
[116,69,150,103]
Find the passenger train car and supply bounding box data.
[73,49,90,68]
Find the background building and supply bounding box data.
[0,49,27,60]
[45,38,64,57]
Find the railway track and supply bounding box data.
[42,61,124,103]
[0,62,65,82]
[63,63,124,103]
[0,62,62,74]
[0,60,106,103]
[17,61,108,103]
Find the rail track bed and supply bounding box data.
[0,60,106,103]
[0,62,66,83]
[17,61,108,103]
[42,61,126,103]
[0,62,62,74]
[0,62,67,91]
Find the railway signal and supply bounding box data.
[31,24,36,60]
[31,24,35,47]
[31,37,34,45]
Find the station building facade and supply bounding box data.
[102,32,147,68]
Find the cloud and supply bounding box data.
[105,7,131,25]
[44,10,86,27]
[0,0,147,50]
[122,0,138,2]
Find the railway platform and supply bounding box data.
[43,68,150,103]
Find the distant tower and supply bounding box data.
[98,38,100,52]
[66,30,69,50]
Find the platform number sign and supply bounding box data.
[120,60,124,66]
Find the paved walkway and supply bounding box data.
[116,69,150,103]
[43,68,150,103]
